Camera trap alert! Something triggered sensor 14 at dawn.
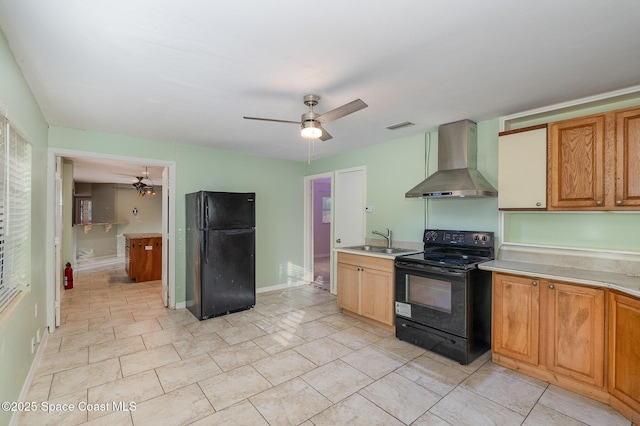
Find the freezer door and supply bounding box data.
[201,228,256,318]
[203,191,255,230]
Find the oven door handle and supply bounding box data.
[400,322,457,345]
[395,262,466,276]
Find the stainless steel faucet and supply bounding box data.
[372,228,392,248]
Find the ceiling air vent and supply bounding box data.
[386,121,415,130]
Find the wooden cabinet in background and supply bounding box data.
[125,233,162,282]
[608,292,640,424]
[337,252,394,328]
[492,272,606,398]
[548,105,640,210]
[498,125,548,210]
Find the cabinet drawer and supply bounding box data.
[337,252,393,272]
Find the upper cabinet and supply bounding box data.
[498,125,547,210]
[548,106,640,210]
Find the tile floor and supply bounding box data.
[17,264,633,425]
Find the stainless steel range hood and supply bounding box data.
[405,120,497,198]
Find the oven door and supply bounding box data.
[395,261,468,337]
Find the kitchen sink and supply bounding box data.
[344,245,417,255]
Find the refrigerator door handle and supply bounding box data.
[204,195,209,229]
[203,233,208,264]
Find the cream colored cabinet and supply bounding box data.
[608,292,640,424]
[548,105,640,210]
[492,272,606,397]
[498,125,547,209]
[337,252,394,327]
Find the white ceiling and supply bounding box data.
[1,1,640,181]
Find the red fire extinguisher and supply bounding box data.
[64,262,74,289]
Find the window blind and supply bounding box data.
[0,115,32,310]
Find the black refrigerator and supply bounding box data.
[185,191,256,320]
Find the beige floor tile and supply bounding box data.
[292,319,339,341]
[216,322,266,345]
[130,383,214,426]
[198,364,272,411]
[88,335,146,364]
[84,410,133,426]
[184,315,231,336]
[53,320,90,337]
[209,340,269,372]
[189,400,269,426]
[131,307,171,322]
[113,318,162,339]
[140,325,192,349]
[412,411,453,426]
[86,370,164,421]
[538,385,630,426]
[461,362,545,416]
[426,348,492,375]
[119,344,181,377]
[88,312,135,331]
[59,329,115,351]
[17,389,88,426]
[359,372,440,424]
[49,358,122,399]
[155,353,222,393]
[310,393,404,426]
[252,349,316,386]
[251,328,307,354]
[396,354,470,396]
[318,313,362,330]
[522,404,586,426]
[294,336,352,366]
[155,309,198,329]
[301,359,373,403]
[24,374,53,402]
[66,307,111,323]
[328,326,383,350]
[430,387,525,426]
[222,309,267,326]
[172,331,228,359]
[35,347,89,377]
[341,345,405,379]
[108,301,150,317]
[275,307,327,327]
[250,377,332,425]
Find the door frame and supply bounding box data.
[45,148,177,333]
[303,172,334,293]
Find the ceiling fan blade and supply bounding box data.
[243,116,300,125]
[319,126,333,141]
[316,99,368,124]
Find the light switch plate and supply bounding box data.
[365,205,373,213]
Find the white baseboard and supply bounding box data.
[257,281,308,294]
[11,331,49,426]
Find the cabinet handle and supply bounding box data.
[336,238,341,243]
[531,281,537,286]
[596,200,603,205]
[616,200,623,205]
[549,284,555,289]
[535,202,541,207]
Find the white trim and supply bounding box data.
[500,241,640,257]
[499,84,640,131]
[256,281,307,294]
[10,332,49,426]
[303,172,333,292]
[46,148,177,332]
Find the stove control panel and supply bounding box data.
[423,229,493,247]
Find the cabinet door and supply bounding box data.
[498,125,547,209]
[492,273,539,364]
[545,281,605,387]
[608,292,640,410]
[615,107,640,207]
[361,267,393,325]
[548,115,605,209]
[337,262,360,313]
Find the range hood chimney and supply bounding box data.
[405,120,497,198]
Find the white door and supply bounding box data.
[333,166,366,248]
[54,156,63,327]
[161,166,169,306]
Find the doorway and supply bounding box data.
[46,148,176,332]
[311,177,331,291]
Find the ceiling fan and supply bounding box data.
[243,94,368,141]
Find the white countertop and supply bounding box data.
[480,259,640,298]
[335,247,422,260]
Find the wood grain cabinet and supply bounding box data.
[125,233,162,282]
[492,272,606,396]
[337,252,394,327]
[498,125,548,210]
[548,105,640,210]
[608,292,640,424]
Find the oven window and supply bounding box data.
[407,275,452,313]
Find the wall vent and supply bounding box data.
[386,121,415,130]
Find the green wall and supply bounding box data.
[0,29,49,426]
[48,127,307,300]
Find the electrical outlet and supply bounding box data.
[36,328,41,343]
[365,205,374,213]
[31,337,35,354]
[34,302,37,318]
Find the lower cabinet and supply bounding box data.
[337,252,394,327]
[492,272,606,395]
[125,233,162,282]
[608,292,640,424]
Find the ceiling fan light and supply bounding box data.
[301,122,322,139]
